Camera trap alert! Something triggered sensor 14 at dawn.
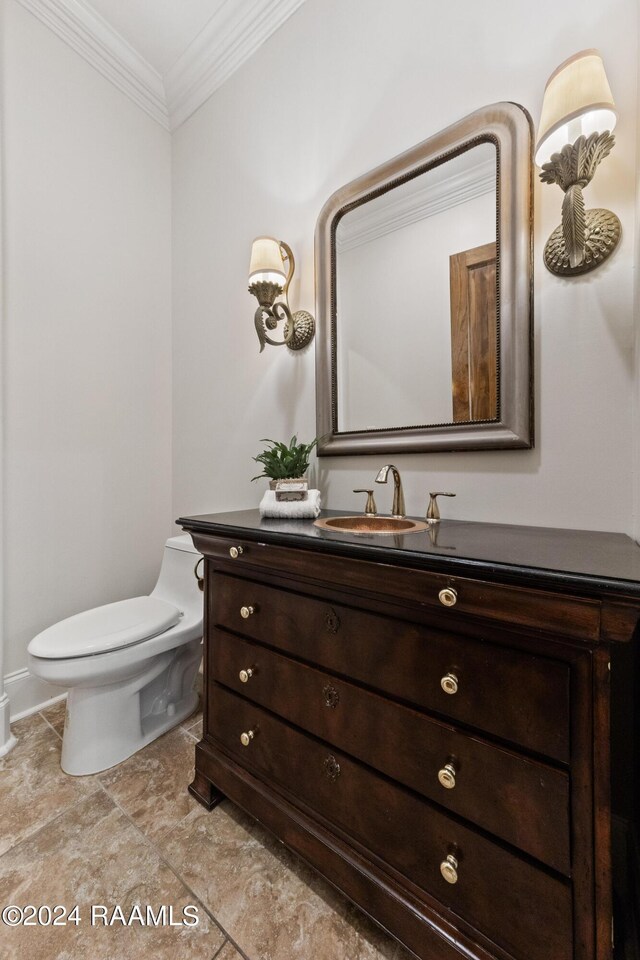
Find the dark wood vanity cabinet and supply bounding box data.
[179,510,640,960]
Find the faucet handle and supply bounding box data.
[353,489,377,517]
[427,492,456,523]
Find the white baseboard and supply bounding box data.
[0,692,18,756]
[4,668,67,721]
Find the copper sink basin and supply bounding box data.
[314,516,427,536]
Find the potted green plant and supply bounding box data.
[252,435,318,490]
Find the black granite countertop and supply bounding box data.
[177,508,640,600]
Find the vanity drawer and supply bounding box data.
[212,574,571,762]
[194,531,600,642]
[211,629,571,874]
[209,684,573,960]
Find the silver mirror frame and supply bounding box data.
[315,102,534,456]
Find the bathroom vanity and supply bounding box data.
[178,509,640,960]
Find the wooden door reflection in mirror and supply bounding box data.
[450,241,497,423]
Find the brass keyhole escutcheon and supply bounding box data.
[323,684,340,709]
[323,755,341,782]
[440,853,459,884]
[439,587,458,607]
[438,762,457,790]
[325,609,340,634]
[441,672,459,696]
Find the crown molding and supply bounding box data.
[336,159,496,253]
[16,0,308,132]
[15,0,169,128]
[165,0,308,130]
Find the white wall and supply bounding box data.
[172,0,638,536]
[2,0,173,704]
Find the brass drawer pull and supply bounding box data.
[441,672,459,695]
[240,728,256,747]
[239,667,254,683]
[439,587,458,607]
[323,755,341,781]
[438,762,457,790]
[229,545,244,559]
[240,605,255,619]
[440,853,459,884]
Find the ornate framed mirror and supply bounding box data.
[315,102,533,455]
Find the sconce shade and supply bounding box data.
[535,49,617,167]
[249,236,286,286]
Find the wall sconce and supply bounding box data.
[248,237,315,353]
[535,49,621,276]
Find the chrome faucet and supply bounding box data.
[375,464,406,518]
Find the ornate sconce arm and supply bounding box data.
[279,241,296,302]
[254,302,296,353]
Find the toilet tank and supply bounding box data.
[151,535,203,620]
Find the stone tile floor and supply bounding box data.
[0,689,412,960]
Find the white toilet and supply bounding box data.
[28,534,203,776]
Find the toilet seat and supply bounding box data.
[28,596,182,660]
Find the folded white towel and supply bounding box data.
[259,489,322,519]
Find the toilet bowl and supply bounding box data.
[28,534,203,776]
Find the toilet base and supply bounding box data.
[61,638,202,776]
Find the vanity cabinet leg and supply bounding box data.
[189,770,225,810]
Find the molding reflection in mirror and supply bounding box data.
[315,102,534,456]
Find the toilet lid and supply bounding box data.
[28,596,182,659]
